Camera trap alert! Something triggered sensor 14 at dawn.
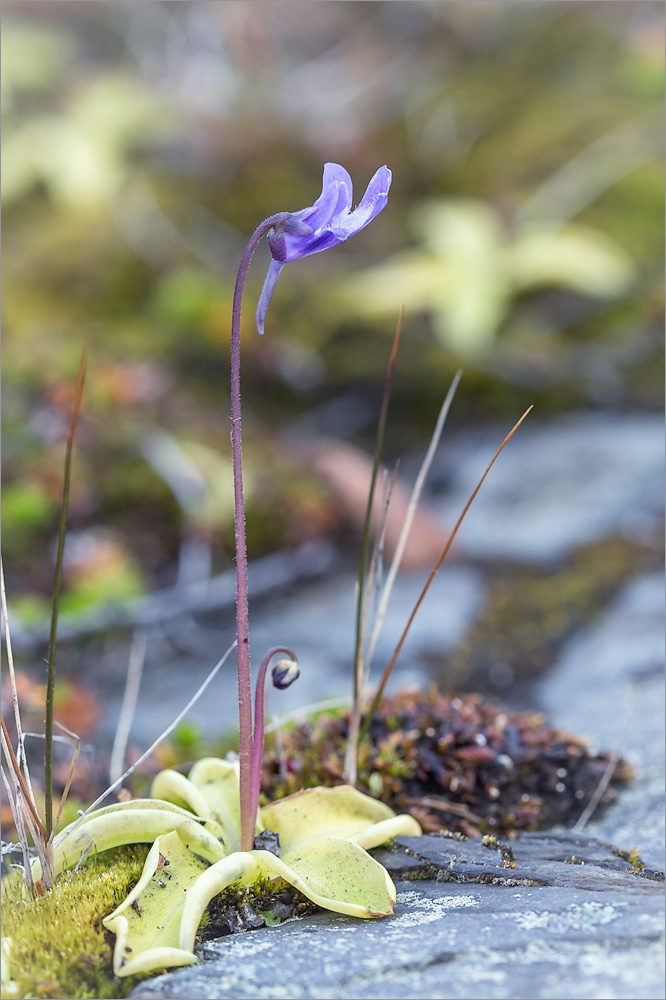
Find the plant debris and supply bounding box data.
[262,686,633,837]
[199,881,317,941]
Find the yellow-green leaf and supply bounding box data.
[260,785,395,851]
[103,831,209,977]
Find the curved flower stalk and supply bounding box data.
[230,163,391,850]
[27,758,420,977]
[10,166,402,992]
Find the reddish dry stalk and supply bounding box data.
[361,405,534,738]
[44,348,88,839]
[1,715,47,838]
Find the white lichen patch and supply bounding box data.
[387,888,480,930]
[510,900,622,933]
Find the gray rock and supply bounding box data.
[428,411,663,563]
[538,571,665,872]
[129,832,664,1000]
[94,561,483,747]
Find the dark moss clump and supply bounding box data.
[262,686,632,838]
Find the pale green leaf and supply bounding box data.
[103,831,209,977]
[507,224,635,296]
[187,758,251,852]
[260,785,395,852]
[35,801,226,880]
[276,836,396,916]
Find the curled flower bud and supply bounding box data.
[272,657,300,690]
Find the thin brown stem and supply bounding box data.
[360,405,533,741]
[346,309,403,782]
[45,348,88,839]
[1,715,46,837]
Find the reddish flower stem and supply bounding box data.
[230,213,288,853]
[250,645,297,835]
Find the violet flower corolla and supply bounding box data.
[230,163,392,851]
[256,162,392,335]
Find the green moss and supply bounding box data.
[442,536,657,691]
[612,845,646,872]
[1,850,311,999]
[1,845,150,1000]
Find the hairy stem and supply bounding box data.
[230,214,288,852]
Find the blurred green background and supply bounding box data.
[2,0,664,618]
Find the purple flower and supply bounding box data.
[256,162,392,334]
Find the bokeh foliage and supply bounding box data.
[2,1,663,608]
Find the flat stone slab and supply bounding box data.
[130,832,664,1000]
[429,411,664,563]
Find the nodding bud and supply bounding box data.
[272,657,300,690]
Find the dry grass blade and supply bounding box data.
[1,717,46,837]
[1,765,36,893]
[360,405,533,742]
[347,308,403,784]
[45,347,88,840]
[1,561,37,807]
[364,369,463,672]
[361,464,399,678]
[55,638,237,848]
[109,630,148,785]
[1,562,52,891]
[344,464,399,784]
[52,722,81,833]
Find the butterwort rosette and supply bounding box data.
[256,162,392,334]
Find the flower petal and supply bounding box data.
[256,258,285,335]
[283,229,341,259]
[299,162,354,229]
[330,165,392,240]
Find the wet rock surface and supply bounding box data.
[129,831,664,1000]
